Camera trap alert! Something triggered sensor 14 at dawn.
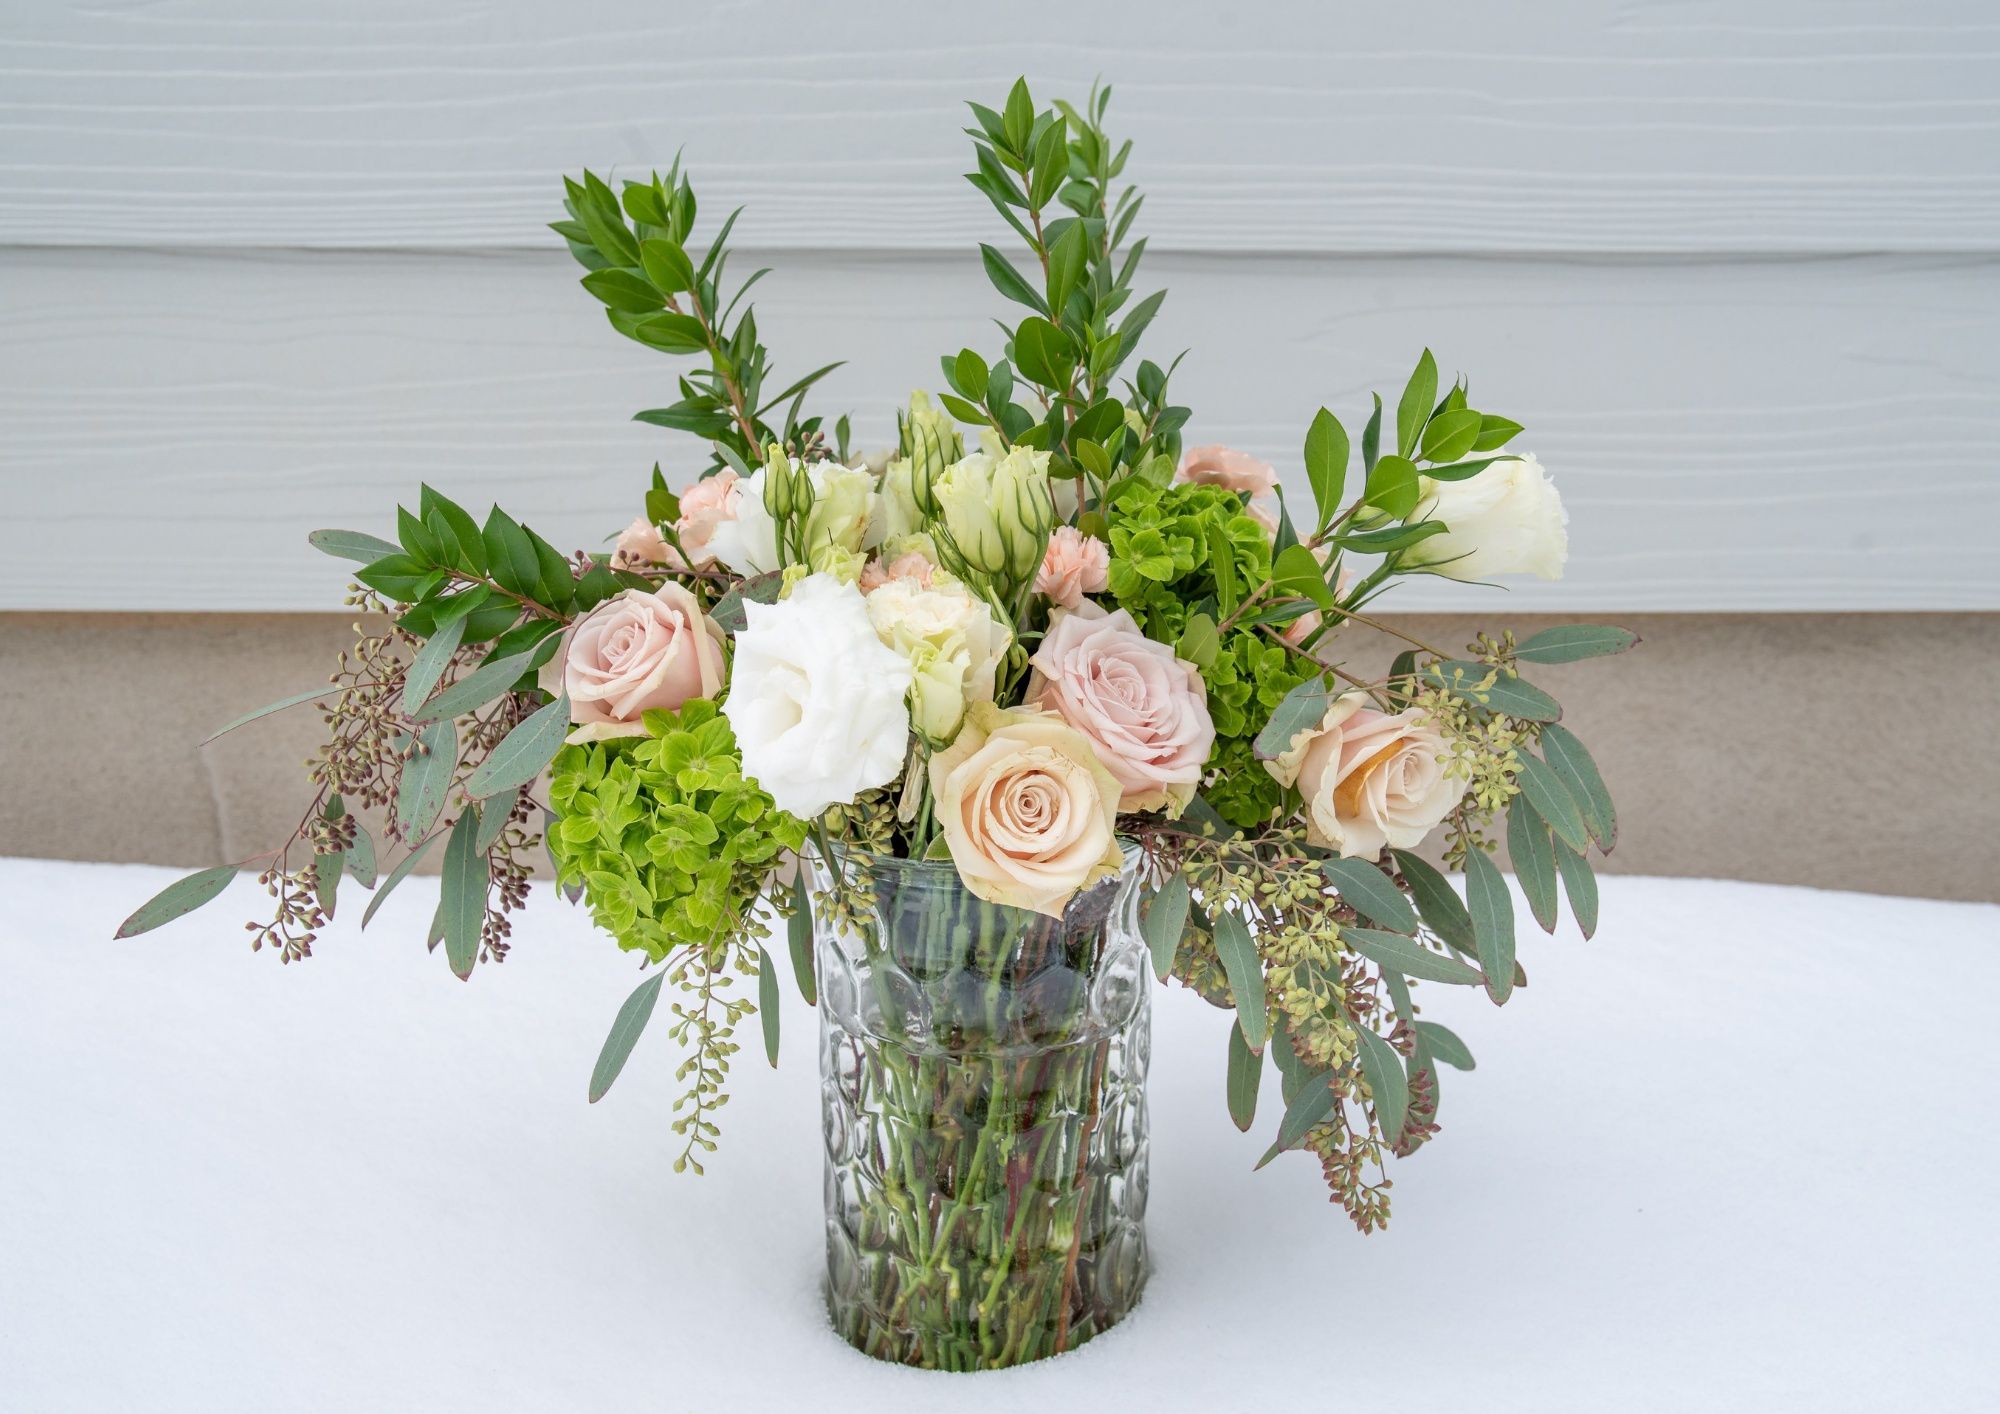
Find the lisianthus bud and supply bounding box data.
[762,445,796,520]
[997,446,1056,582]
[902,390,962,515]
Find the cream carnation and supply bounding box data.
[722,573,912,818]
[1027,605,1214,815]
[1263,693,1464,858]
[537,584,727,744]
[1402,453,1568,582]
[929,703,1124,917]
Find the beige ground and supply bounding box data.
[3,612,1994,901]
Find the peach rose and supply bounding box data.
[929,703,1124,916]
[1263,693,1464,858]
[673,469,740,567]
[858,549,937,594]
[537,584,727,744]
[611,516,676,570]
[1178,444,1278,499]
[1027,605,1214,815]
[1033,526,1110,609]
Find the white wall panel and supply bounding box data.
[1,1,1995,253]
[4,247,1994,612]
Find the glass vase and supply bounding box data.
[812,844,1151,1370]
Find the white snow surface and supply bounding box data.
[2,858,1996,1412]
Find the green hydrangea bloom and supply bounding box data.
[1104,478,1312,829]
[546,700,807,962]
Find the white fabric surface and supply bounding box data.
[2,858,1995,1412]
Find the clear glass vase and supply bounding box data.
[812,844,1151,1370]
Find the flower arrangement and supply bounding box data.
[121,77,1633,1358]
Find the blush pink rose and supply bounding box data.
[1026,605,1215,814]
[611,516,677,570]
[674,469,740,567]
[537,584,727,744]
[858,550,937,594]
[1033,526,1110,609]
[1178,444,1278,499]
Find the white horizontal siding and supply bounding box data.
[1,1,1996,252]
[3,247,1994,612]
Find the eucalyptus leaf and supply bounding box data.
[788,870,818,1005]
[1392,849,1474,955]
[1426,661,1562,723]
[343,823,378,889]
[308,528,400,565]
[1416,1020,1476,1071]
[1319,856,1418,934]
[1343,928,1484,986]
[1555,838,1600,940]
[758,945,782,1068]
[589,972,666,1103]
[1515,624,1640,664]
[1515,752,1591,854]
[1507,800,1560,933]
[361,833,437,930]
[1255,1075,1336,1170]
[401,612,466,716]
[1212,911,1268,1053]
[395,719,457,839]
[1226,1022,1261,1132]
[439,807,486,981]
[1354,1026,1409,1140]
[410,648,544,723]
[114,866,238,939]
[464,695,571,799]
[1142,871,1191,981]
[1463,849,1516,1006]
[201,687,334,745]
[1541,723,1617,851]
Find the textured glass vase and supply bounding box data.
[812,845,1151,1370]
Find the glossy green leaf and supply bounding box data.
[980,244,1048,314]
[1212,911,1268,1053]
[1395,348,1438,458]
[1515,624,1640,664]
[1142,871,1191,981]
[580,267,664,314]
[308,528,400,565]
[1419,455,1506,482]
[439,807,486,981]
[1045,219,1087,317]
[589,971,666,1103]
[362,833,437,930]
[1555,837,1600,940]
[638,237,694,295]
[115,866,237,939]
[395,718,457,839]
[758,945,781,1068]
[1463,848,1516,1006]
[1319,856,1418,934]
[1363,454,1421,519]
[1343,928,1484,986]
[1360,392,1383,473]
[1303,407,1348,531]
[464,695,570,799]
[201,686,332,745]
[1541,723,1617,851]
[1416,1020,1476,1071]
[1271,543,1335,611]
[1472,414,1523,451]
[1515,752,1590,853]
[1392,849,1474,954]
[1226,1022,1261,1132]
[1418,406,1481,464]
[1507,800,1560,933]
[1354,1026,1408,1140]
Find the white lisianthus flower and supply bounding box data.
[1402,453,1569,582]
[707,459,883,579]
[723,573,912,818]
[933,443,1054,581]
[865,577,1011,742]
[881,391,963,540]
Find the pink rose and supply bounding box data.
[537,584,727,744]
[1026,605,1215,814]
[858,550,937,594]
[611,516,676,570]
[1178,444,1278,499]
[1033,526,1110,609]
[674,469,740,567]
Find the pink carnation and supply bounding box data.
[1177,444,1278,498]
[1033,526,1110,609]
[858,550,937,594]
[674,469,740,567]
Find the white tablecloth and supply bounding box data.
[3,859,1995,1412]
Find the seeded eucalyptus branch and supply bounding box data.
[554,160,847,473]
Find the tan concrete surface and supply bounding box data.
[1,612,1995,901]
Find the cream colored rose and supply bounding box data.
[1033,525,1110,609]
[864,577,1010,742]
[929,703,1124,917]
[1402,453,1568,581]
[1178,444,1278,498]
[1264,693,1464,858]
[1027,605,1214,815]
[537,584,727,745]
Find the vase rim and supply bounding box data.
[818,836,1144,878]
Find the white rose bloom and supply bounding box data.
[1402,453,1569,582]
[864,577,1011,742]
[707,460,883,579]
[723,573,912,818]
